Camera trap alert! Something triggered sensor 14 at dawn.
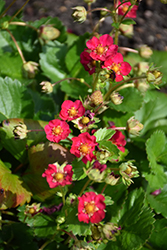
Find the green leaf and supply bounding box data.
[121,19,136,25]
[135,91,167,135]
[109,88,143,113]
[94,128,115,142]
[0,118,47,163]
[0,159,32,209]
[39,40,68,82]
[0,0,5,14]
[0,77,34,119]
[1,223,38,250]
[149,50,167,84]
[147,184,167,218]
[144,130,167,189]
[33,214,58,238]
[111,22,120,29]
[149,219,167,249]
[71,158,86,181]
[66,207,92,236]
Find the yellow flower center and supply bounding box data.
[52,125,63,136]
[54,172,64,181]
[84,201,97,215]
[81,117,90,125]
[122,5,129,13]
[68,107,78,117]
[79,143,91,155]
[96,46,105,55]
[124,166,132,175]
[111,63,120,73]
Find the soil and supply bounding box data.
[4,0,167,51]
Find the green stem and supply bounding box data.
[52,77,91,89]
[9,21,38,32]
[101,183,108,194]
[92,71,100,92]
[6,29,26,63]
[9,0,30,23]
[115,83,135,92]
[0,0,17,19]
[144,242,156,250]
[118,47,138,54]
[59,186,67,217]
[87,7,112,15]
[79,179,91,196]
[104,75,146,101]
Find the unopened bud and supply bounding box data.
[119,161,139,186]
[119,23,134,38]
[56,215,65,224]
[13,122,28,139]
[134,62,149,75]
[40,81,53,94]
[72,6,87,23]
[134,79,149,92]
[110,91,123,105]
[39,25,60,42]
[102,223,121,241]
[147,69,162,85]
[139,45,153,59]
[90,90,103,106]
[126,116,143,136]
[105,172,120,186]
[22,61,38,79]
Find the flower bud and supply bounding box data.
[24,203,41,217]
[119,23,134,38]
[151,189,161,196]
[90,90,103,106]
[126,116,143,136]
[147,69,162,85]
[110,91,124,105]
[40,81,53,94]
[72,6,87,23]
[13,122,28,139]
[134,62,149,76]
[119,161,139,186]
[105,172,120,186]
[139,45,153,59]
[134,79,149,93]
[56,215,65,224]
[91,224,102,241]
[22,61,38,79]
[102,223,121,241]
[39,25,60,42]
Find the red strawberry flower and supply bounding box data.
[80,49,96,75]
[86,34,118,61]
[59,100,85,121]
[42,163,73,188]
[44,119,71,143]
[117,1,138,18]
[78,191,106,223]
[108,122,126,152]
[103,52,132,82]
[70,132,98,164]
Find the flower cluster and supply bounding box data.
[80,34,132,82]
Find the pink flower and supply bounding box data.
[44,119,71,143]
[117,1,138,18]
[108,123,126,152]
[42,163,73,188]
[70,132,98,164]
[86,34,118,61]
[80,49,96,75]
[78,191,106,223]
[103,53,132,82]
[59,100,85,121]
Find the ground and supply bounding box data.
[4,0,167,50]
